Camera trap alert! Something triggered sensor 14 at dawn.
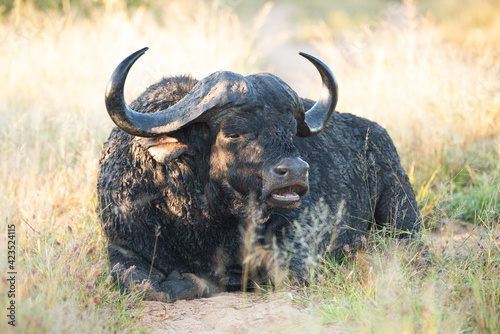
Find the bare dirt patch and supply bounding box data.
[424,220,497,258]
[138,291,327,333]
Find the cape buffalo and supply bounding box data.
[98,47,420,302]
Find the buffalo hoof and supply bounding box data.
[155,271,211,302]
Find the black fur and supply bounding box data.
[97,74,420,302]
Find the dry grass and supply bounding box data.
[311,1,499,157]
[0,1,266,332]
[0,0,499,333]
[309,0,499,225]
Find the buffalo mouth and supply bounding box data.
[266,183,308,209]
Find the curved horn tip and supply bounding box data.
[105,47,157,137]
[296,52,339,137]
[298,52,323,65]
[115,47,149,73]
[298,51,313,60]
[128,47,149,58]
[298,52,338,94]
[135,46,150,56]
[105,47,150,95]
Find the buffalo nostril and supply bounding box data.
[274,166,288,176]
[273,158,309,177]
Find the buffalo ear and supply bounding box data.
[136,135,189,164]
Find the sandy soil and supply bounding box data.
[424,220,494,258]
[138,291,328,334]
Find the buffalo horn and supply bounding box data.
[296,52,338,137]
[105,47,252,137]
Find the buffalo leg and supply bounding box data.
[109,243,211,302]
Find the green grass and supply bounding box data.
[447,160,500,224]
[0,0,499,332]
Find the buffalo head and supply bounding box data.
[104,47,338,213]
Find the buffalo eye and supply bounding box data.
[226,133,241,139]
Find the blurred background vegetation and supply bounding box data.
[0,0,499,332]
[3,0,500,42]
[3,0,496,225]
